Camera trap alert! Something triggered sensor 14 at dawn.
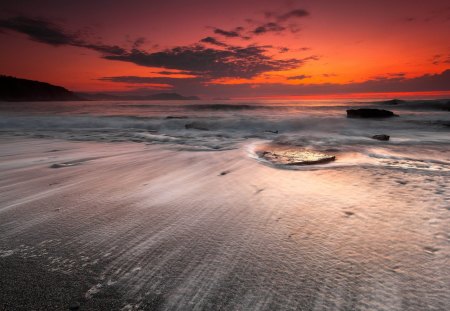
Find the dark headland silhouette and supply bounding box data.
[0,75,83,101]
[0,75,200,101]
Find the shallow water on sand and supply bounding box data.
[0,99,449,310]
[0,137,449,310]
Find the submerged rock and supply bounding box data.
[372,134,390,141]
[185,123,209,131]
[347,108,398,118]
[256,145,336,166]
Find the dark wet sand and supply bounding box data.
[0,137,449,310]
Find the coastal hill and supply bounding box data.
[0,75,83,101]
[0,75,200,101]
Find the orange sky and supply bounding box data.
[0,0,449,98]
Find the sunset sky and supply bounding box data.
[0,0,449,99]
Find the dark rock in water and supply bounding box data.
[347,108,398,118]
[256,145,336,166]
[264,130,279,134]
[372,134,390,141]
[443,101,450,111]
[185,123,209,131]
[187,104,258,111]
[382,99,404,105]
[166,116,188,119]
[69,301,80,310]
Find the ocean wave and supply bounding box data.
[185,104,265,110]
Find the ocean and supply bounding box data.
[1,99,449,169]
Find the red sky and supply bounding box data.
[0,0,449,99]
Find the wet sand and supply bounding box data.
[0,137,449,310]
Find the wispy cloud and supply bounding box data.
[200,36,228,47]
[287,74,311,80]
[277,9,310,22]
[0,16,126,55]
[213,27,241,38]
[252,22,286,35]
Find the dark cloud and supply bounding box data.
[99,76,197,84]
[104,45,301,79]
[287,74,311,80]
[252,22,286,35]
[98,75,205,94]
[389,72,406,77]
[98,69,450,98]
[80,43,126,55]
[278,9,310,22]
[0,16,77,45]
[132,37,146,49]
[213,28,240,38]
[156,70,193,75]
[0,15,126,55]
[271,69,450,95]
[0,15,302,79]
[200,36,228,47]
[432,54,450,65]
[244,8,309,37]
[370,72,406,80]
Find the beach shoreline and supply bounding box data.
[0,136,449,310]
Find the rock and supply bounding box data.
[50,163,77,169]
[264,130,279,134]
[346,108,398,118]
[185,123,209,131]
[256,145,336,166]
[372,134,390,141]
[382,99,404,105]
[68,301,80,310]
[165,116,188,119]
[443,101,450,111]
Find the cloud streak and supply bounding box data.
[213,28,241,38]
[99,70,450,98]
[0,16,126,55]
[252,22,286,35]
[200,36,228,47]
[277,9,310,21]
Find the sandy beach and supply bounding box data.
[1,136,449,310]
